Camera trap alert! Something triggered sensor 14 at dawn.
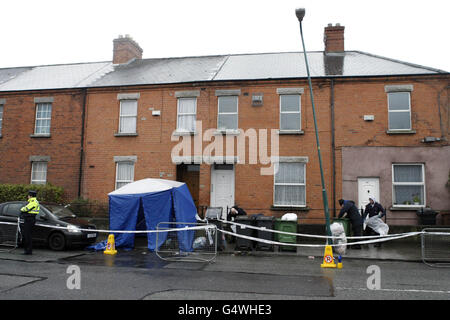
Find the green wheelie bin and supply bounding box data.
[274,218,298,251]
[331,218,351,236]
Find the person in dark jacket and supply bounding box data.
[226,205,247,244]
[338,199,363,249]
[363,196,386,247]
[227,205,247,221]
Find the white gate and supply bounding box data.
[0,217,21,252]
[421,228,450,267]
[155,222,217,263]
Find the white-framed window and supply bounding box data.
[31,162,47,185]
[392,164,425,206]
[115,161,135,189]
[274,161,306,207]
[0,105,3,136]
[119,100,138,134]
[280,94,301,131]
[217,96,238,131]
[177,97,197,133]
[35,103,52,135]
[388,92,411,131]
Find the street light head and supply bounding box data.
[295,8,305,22]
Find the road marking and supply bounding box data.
[337,286,450,295]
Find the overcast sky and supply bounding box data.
[1,0,449,72]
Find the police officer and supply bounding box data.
[338,199,363,249]
[20,190,40,255]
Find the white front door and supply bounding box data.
[358,177,380,211]
[211,164,235,219]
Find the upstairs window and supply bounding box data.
[0,105,3,136]
[119,100,137,134]
[217,96,238,131]
[177,97,197,133]
[387,91,411,131]
[280,94,301,132]
[35,103,52,135]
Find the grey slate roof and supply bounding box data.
[0,51,447,92]
[0,62,113,92]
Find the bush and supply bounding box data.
[69,197,108,217]
[0,183,64,203]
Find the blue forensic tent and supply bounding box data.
[90,178,197,251]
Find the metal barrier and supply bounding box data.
[421,228,450,267]
[0,217,21,252]
[155,222,217,263]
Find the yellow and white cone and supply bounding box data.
[320,245,336,268]
[103,234,118,255]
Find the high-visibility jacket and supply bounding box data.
[20,197,40,215]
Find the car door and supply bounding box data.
[2,202,49,244]
[0,203,23,245]
[34,207,55,243]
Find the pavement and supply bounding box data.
[0,236,425,264]
[220,238,424,263]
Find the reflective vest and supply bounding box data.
[20,197,40,215]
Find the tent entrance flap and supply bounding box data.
[135,201,146,237]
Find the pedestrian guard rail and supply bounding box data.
[421,228,450,267]
[0,217,21,252]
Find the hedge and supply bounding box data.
[0,183,64,204]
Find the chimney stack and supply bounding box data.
[324,23,345,53]
[113,35,143,64]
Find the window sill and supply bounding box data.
[214,129,240,136]
[389,206,426,211]
[278,130,304,135]
[30,134,51,138]
[114,132,138,137]
[271,205,310,212]
[172,131,198,136]
[386,129,416,135]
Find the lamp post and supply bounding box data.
[295,8,332,244]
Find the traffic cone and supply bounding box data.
[320,245,336,268]
[103,234,117,255]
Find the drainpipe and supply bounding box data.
[330,79,336,217]
[78,88,87,198]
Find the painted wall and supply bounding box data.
[342,146,450,225]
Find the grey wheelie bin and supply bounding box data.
[255,215,275,251]
[234,215,255,251]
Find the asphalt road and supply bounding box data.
[0,247,449,303]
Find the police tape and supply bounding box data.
[219,228,422,248]
[217,218,422,240]
[0,220,215,234]
[0,219,447,248]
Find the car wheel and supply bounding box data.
[48,232,66,251]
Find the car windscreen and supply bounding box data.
[44,205,75,218]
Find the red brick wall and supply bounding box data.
[0,90,84,200]
[81,76,448,222]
